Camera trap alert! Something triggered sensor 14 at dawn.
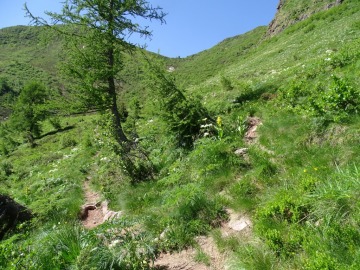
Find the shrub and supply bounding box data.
[143,55,211,149]
[304,23,316,33]
[220,75,234,91]
[10,81,49,147]
[161,183,227,250]
[0,160,13,177]
[60,135,77,148]
[49,117,62,130]
[79,218,158,270]
[279,76,359,122]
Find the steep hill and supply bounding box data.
[0,26,61,90]
[1,0,360,269]
[267,0,344,36]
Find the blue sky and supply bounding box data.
[0,1,279,57]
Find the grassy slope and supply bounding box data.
[165,26,267,88]
[1,0,360,269]
[0,26,61,91]
[267,0,343,36]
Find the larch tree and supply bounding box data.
[11,81,49,147]
[25,0,166,146]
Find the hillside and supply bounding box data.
[1,0,360,269]
[267,0,343,36]
[0,26,61,90]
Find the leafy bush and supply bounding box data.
[0,160,13,177]
[48,117,62,130]
[220,75,234,91]
[255,190,309,257]
[10,81,50,147]
[78,218,158,270]
[278,76,359,122]
[321,76,359,115]
[161,184,226,250]
[234,82,275,105]
[143,55,211,149]
[59,135,77,148]
[304,23,316,33]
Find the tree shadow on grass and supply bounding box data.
[38,125,76,139]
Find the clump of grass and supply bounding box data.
[0,160,13,176]
[59,135,77,149]
[228,240,278,270]
[194,248,211,266]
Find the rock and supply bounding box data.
[226,209,252,232]
[244,117,262,143]
[101,201,122,221]
[103,210,122,222]
[234,148,248,156]
[228,217,252,232]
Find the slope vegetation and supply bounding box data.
[1,0,360,269]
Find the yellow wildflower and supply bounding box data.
[216,116,222,127]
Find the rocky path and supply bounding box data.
[80,179,122,229]
[154,117,261,269]
[154,209,252,270]
[80,179,104,229]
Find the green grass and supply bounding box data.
[1,0,360,269]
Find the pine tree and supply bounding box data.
[11,81,49,147]
[25,0,166,146]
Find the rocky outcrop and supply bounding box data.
[0,194,33,240]
[266,0,344,37]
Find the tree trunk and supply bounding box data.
[107,47,128,144]
[27,131,36,148]
[109,77,128,144]
[106,0,128,145]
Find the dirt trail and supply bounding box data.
[79,119,260,265]
[80,179,122,229]
[154,209,252,270]
[154,236,225,270]
[154,117,261,269]
[80,180,104,229]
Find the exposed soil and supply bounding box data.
[81,180,104,229]
[154,209,252,270]
[244,116,262,144]
[80,180,122,229]
[154,236,226,270]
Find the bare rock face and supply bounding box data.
[0,194,33,240]
[266,0,344,37]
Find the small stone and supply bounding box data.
[234,148,248,156]
[228,217,252,231]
